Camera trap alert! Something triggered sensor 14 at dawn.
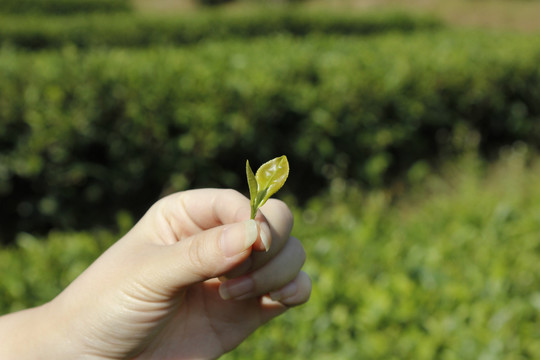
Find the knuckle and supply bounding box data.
[186,241,215,278]
[222,188,245,201]
[186,239,207,273]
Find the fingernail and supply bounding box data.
[245,219,259,248]
[219,277,254,300]
[269,281,298,301]
[259,221,271,252]
[221,220,258,258]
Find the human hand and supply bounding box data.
[41,189,310,359]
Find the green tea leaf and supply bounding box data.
[255,155,289,208]
[246,160,258,219]
[246,155,289,219]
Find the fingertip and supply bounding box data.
[221,220,258,258]
[269,281,297,302]
[258,221,272,252]
[248,213,272,252]
[260,199,294,239]
[269,271,312,307]
[264,198,294,225]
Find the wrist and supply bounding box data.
[0,301,73,359]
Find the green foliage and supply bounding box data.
[2,151,540,358]
[225,149,540,359]
[0,11,443,50]
[0,0,132,15]
[1,30,540,242]
[247,156,289,219]
[0,230,117,313]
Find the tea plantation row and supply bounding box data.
[0,0,131,15]
[0,10,442,50]
[1,31,540,243]
[2,150,540,359]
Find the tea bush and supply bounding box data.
[2,151,540,358]
[0,230,117,313]
[1,31,539,243]
[0,10,442,50]
[0,0,132,15]
[227,148,540,359]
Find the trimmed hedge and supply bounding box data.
[0,0,132,15]
[1,31,540,243]
[0,10,443,50]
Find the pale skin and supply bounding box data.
[0,189,311,359]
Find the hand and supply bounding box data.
[23,189,310,359]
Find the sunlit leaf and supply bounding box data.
[246,155,289,219]
[255,155,289,208]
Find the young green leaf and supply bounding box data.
[255,155,289,208]
[246,155,289,219]
[246,160,258,219]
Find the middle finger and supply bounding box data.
[219,236,306,300]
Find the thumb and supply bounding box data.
[151,219,260,290]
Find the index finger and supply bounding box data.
[156,189,250,236]
[147,189,269,251]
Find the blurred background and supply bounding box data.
[1,0,540,358]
